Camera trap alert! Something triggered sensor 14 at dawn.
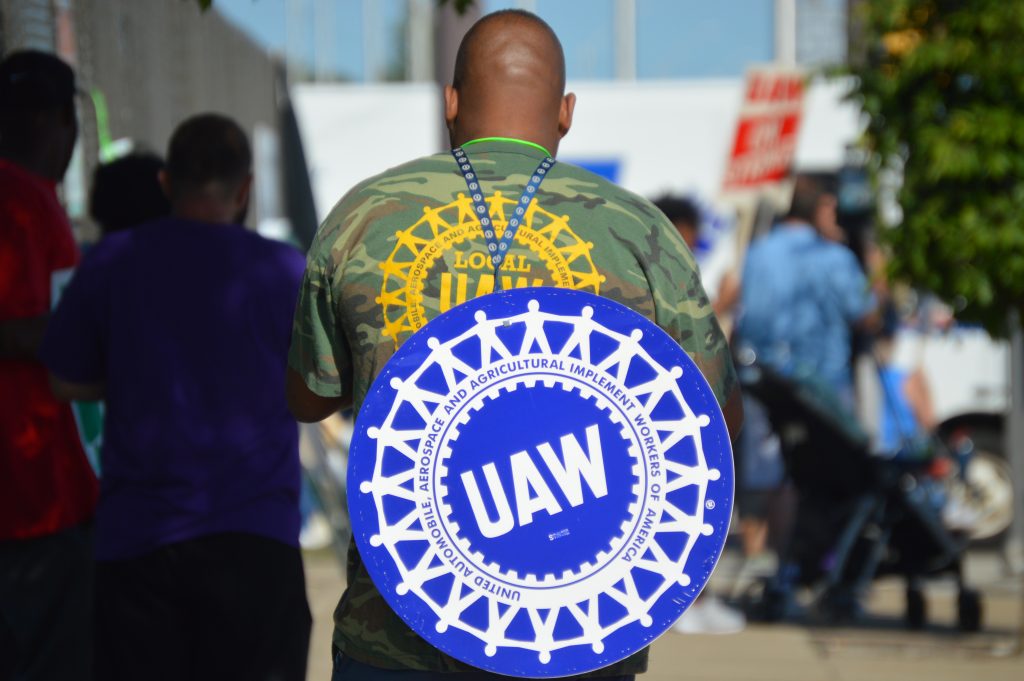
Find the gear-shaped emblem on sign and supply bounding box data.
[349,288,733,678]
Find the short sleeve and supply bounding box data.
[642,217,738,408]
[39,244,110,384]
[287,253,351,398]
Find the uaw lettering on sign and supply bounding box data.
[350,289,733,678]
[461,424,608,538]
[427,354,658,591]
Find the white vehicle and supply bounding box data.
[891,326,1013,544]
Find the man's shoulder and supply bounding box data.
[0,159,48,201]
[335,153,456,207]
[751,224,813,256]
[804,237,862,278]
[78,228,135,272]
[231,228,307,279]
[236,226,303,255]
[313,153,456,250]
[817,238,859,263]
[551,161,663,223]
[142,218,305,275]
[746,229,782,259]
[0,160,69,233]
[324,154,662,224]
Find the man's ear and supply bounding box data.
[444,85,459,136]
[558,92,576,139]
[235,173,253,208]
[158,169,172,200]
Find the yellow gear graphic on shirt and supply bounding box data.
[377,191,604,343]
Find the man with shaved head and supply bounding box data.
[448,9,572,158]
[288,10,741,680]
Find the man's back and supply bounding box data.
[44,217,307,560]
[738,224,871,393]
[293,140,733,409]
[290,139,735,673]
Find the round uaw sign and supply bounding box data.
[349,288,733,678]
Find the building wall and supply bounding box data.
[796,0,848,66]
[71,0,277,170]
[0,0,56,55]
[1,0,280,235]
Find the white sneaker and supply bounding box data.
[941,482,988,532]
[673,595,746,635]
[300,512,334,550]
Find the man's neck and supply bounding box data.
[461,136,552,156]
[172,203,238,225]
[452,124,558,157]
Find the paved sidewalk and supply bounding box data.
[304,550,1024,680]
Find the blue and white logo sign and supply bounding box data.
[349,288,733,678]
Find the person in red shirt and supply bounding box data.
[0,50,98,680]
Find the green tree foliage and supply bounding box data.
[849,0,1024,335]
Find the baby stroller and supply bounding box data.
[736,360,983,631]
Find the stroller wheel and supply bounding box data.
[905,587,926,630]
[957,589,983,632]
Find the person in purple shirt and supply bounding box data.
[41,114,311,681]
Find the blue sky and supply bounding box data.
[215,0,400,80]
[215,0,776,81]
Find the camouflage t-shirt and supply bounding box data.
[289,138,737,676]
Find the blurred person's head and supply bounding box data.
[783,173,843,242]
[90,152,171,235]
[160,113,252,225]
[445,10,575,157]
[0,50,78,182]
[653,195,701,251]
[814,192,844,243]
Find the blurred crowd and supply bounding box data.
[655,173,979,634]
[0,12,985,680]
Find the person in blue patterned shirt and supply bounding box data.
[736,174,878,407]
